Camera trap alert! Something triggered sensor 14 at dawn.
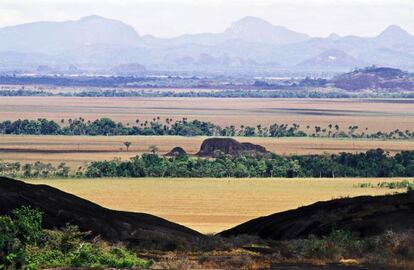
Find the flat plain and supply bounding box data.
[3,96,414,233]
[1,97,414,131]
[25,178,409,233]
[1,135,414,168]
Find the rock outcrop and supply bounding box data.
[220,192,414,240]
[0,177,202,246]
[196,138,269,157]
[165,146,187,157]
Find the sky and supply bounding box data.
[0,0,413,38]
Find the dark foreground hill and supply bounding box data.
[196,138,269,157]
[220,191,414,240]
[0,177,202,246]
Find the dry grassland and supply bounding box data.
[1,135,414,168]
[25,178,410,233]
[1,97,414,131]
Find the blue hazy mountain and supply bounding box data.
[0,15,413,73]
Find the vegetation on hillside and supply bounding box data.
[0,207,151,270]
[1,117,414,139]
[2,206,414,269]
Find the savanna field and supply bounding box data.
[1,96,414,234]
[1,95,413,270]
[1,135,414,168]
[1,96,414,168]
[25,178,409,233]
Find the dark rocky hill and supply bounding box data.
[196,138,269,157]
[332,66,414,91]
[165,146,187,157]
[0,177,202,246]
[220,192,414,240]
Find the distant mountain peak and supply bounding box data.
[0,14,140,54]
[378,25,411,39]
[298,49,363,69]
[79,15,107,21]
[229,16,274,28]
[328,33,341,40]
[224,16,309,45]
[375,25,414,47]
[227,16,290,35]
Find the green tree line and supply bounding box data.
[84,149,414,178]
[2,149,414,179]
[1,117,414,139]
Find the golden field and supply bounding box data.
[1,135,414,168]
[25,178,409,233]
[1,97,414,131]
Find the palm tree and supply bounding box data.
[123,141,132,152]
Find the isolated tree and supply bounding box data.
[22,163,33,178]
[149,144,158,154]
[56,162,70,177]
[257,124,263,136]
[123,141,132,152]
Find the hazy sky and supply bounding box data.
[0,0,413,37]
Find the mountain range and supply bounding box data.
[0,15,413,74]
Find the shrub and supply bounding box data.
[284,230,362,260]
[0,215,24,269]
[0,208,150,270]
[0,207,44,269]
[12,207,44,245]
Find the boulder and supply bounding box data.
[197,138,268,157]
